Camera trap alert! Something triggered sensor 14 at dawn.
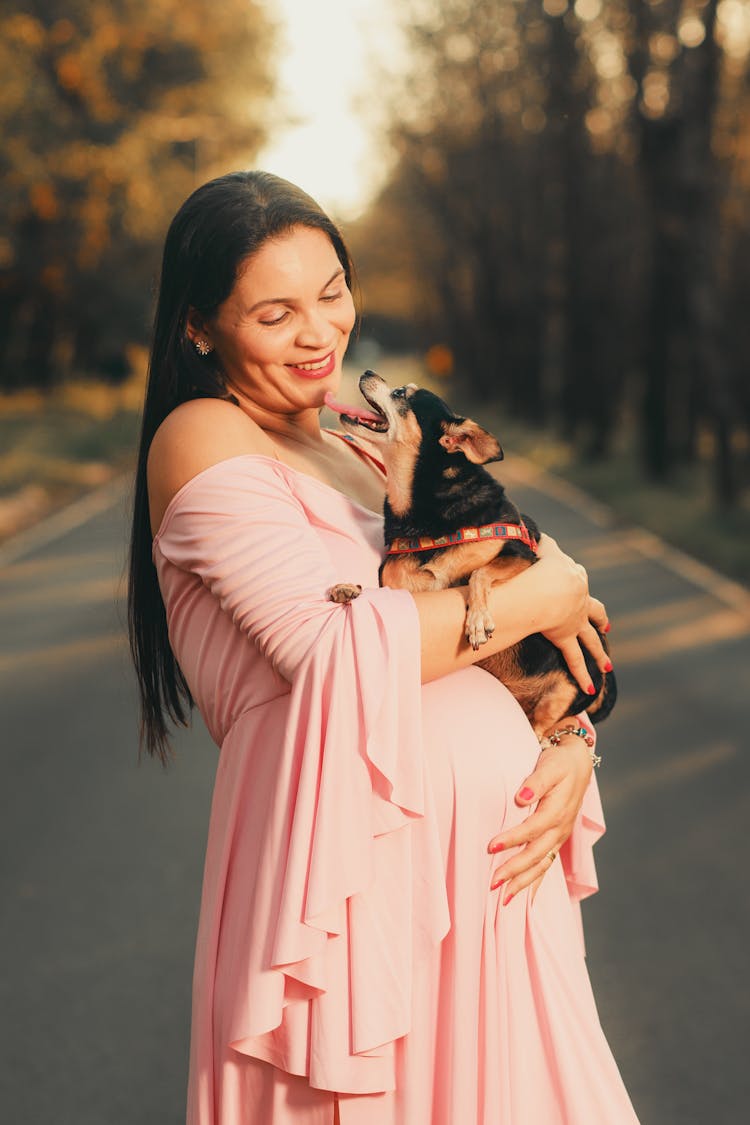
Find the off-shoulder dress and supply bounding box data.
[151,440,639,1125]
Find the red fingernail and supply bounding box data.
[491,876,506,890]
[604,661,613,672]
[604,623,611,633]
[503,893,514,906]
[519,786,534,800]
[488,842,505,853]
[586,683,596,695]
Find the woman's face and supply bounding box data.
[199,225,356,415]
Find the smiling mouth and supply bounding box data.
[286,351,335,373]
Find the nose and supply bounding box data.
[295,305,336,349]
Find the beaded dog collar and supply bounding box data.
[386,520,538,556]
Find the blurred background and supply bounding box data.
[1,1,749,1123]
[1,0,749,572]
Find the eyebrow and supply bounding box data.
[245,267,345,314]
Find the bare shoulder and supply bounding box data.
[147,398,274,534]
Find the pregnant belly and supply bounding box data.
[420,665,542,859]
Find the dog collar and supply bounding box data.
[386,520,538,555]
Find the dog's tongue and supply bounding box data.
[324,390,382,424]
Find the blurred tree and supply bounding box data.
[366,0,553,416]
[354,0,749,505]
[0,0,277,388]
[539,5,639,458]
[622,0,737,499]
[354,0,638,446]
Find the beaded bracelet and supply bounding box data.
[538,724,602,768]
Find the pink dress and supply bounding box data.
[152,446,639,1125]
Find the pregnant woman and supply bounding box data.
[128,170,640,1124]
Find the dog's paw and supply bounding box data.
[327,582,362,604]
[465,607,495,650]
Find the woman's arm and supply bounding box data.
[413,535,609,691]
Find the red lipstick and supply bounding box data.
[286,351,336,380]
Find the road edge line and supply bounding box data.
[507,452,750,621]
[0,473,132,568]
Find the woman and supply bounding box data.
[129,171,639,1124]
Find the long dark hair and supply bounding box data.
[128,171,354,765]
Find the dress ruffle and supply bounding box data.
[227,589,451,1093]
[562,768,606,900]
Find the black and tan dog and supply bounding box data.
[326,371,615,734]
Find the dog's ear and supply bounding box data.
[439,419,503,464]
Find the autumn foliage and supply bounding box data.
[0,0,277,389]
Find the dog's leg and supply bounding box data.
[426,540,510,587]
[381,555,444,592]
[465,555,532,649]
[527,677,580,736]
[382,540,509,595]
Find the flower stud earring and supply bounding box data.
[194,338,212,357]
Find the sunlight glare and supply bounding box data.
[255,0,403,221]
[678,17,707,48]
[717,0,750,60]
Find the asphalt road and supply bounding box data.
[1,459,748,1125]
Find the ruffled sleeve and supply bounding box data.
[558,715,606,953]
[154,456,450,1095]
[558,714,605,903]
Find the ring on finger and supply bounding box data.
[546,850,557,863]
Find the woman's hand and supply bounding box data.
[486,720,593,903]
[534,534,611,694]
[414,532,612,686]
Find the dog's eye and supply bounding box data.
[392,387,406,398]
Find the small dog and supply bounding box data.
[327,371,616,734]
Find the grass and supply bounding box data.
[0,371,144,540]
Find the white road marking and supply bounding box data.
[501,454,750,623]
[0,474,132,569]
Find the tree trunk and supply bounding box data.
[25,288,57,389]
[637,113,686,480]
[681,0,737,504]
